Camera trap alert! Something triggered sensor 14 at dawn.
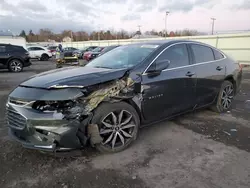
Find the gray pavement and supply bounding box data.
[0,60,250,188]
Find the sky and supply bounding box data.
[0,0,250,34]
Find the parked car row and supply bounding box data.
[0,43,122,72]
[81,45,120,61]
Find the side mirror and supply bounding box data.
[147,59,170,76]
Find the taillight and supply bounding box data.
[238,62,243,70]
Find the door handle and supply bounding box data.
[186,71,195,77]
[216,66,223,71]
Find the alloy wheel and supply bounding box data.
[10,61,22,72]
[221,85,234,110]
[100,110,136,150]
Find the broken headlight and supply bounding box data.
[32,100,75,112]
[32,100,86,120]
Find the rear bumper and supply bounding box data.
[235,69,243,94]
[23,58,32,67]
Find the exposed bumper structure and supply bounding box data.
[6,102,83,152]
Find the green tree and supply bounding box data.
[19,30,26,38]
[29,30,34,36]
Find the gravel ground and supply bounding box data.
[0,61,250,188]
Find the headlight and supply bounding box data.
[32,100,75,112]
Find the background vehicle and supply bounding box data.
[7,40,242,154]
[63,47,79,57]
[0,43,31,72]
[47,46,57,56]
[27,46,52,61]
[98,45,120,56]
[83,46,104,61]
[73,46,98,58]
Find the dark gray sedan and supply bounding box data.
[6,40,242,154]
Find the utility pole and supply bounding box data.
[98,31,100,41]
[137,25,141,38]
[165,11,170,38]
[211,17,216,35]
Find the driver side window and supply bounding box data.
[156,44,189,69]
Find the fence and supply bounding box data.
[29,32,250,64]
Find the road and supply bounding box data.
[0,61,250,188]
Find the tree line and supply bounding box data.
[19,29,204,42]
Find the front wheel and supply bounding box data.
[91,102,140,153]
[211,80,234,113]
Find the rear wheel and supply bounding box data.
[211,80,234,113]
[8,59,23,72]
[91,102,140,153]
[40,54,49,61]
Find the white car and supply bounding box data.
[27,46,52,61]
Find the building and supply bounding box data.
[62,36,72,42]
[0,31,26,48]
[0,30,13,37]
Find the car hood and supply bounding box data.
[20,66,128,89]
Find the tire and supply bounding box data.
[8,59,23,72]
[91,102,140,153]
[211,80,234,113]
[40,54,49,61]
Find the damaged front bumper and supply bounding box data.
[7,102,84,152]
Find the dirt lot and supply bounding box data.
[0,61,250,188]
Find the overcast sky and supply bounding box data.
[0,0,250,34]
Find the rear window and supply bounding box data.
[8,45,27,52]
[190,44,215,63]
[213,49,224,60]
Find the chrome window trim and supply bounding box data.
[143,41,227,75]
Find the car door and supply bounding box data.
[0,45,10,66]
[33,47,45,58]
[141,43,197,122]
[27,47,35,58]
[188,43,226,108]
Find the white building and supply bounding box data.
[62,36,72,42]
[0,31,27,48]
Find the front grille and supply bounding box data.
[6,107,27,130]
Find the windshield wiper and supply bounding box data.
[94,66,114,69]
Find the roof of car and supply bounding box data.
[128,39,190,45]
[27,45,46,48]
[135,39,212,46]
[0,43,23,47]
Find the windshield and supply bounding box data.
[101,46,117,54]
[81,47,88,50]
[92,47,103,52]
[86,44,158,69]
